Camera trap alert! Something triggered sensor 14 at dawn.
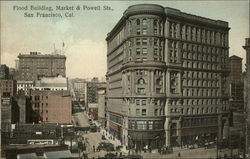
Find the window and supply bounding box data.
[136,48,140,55]
[142,100,146,105]
[137,121,147,130]
[136,109,140,115]
[142,48,148,55]
[142,19,147,25]
[137,28,140,35]
[142,109,147,115]
[142,38,147,45]
[154,28,157,35]
[136,19,140,25]
[137,88,145,94]
[137,78,145,84]
[142,28,147,35]
[156,88,161,93]
[136,100,140,105]
[153,19,157,26]
[136,39,140,45]
[154,109,158,116]
[148,121,153,129]
[156,78,162,85]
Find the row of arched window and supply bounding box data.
[171,106,220,116]
[169,22,228,47]
[169,98,222,106]
[136,18,163,27]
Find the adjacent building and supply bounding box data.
[17,52,66,81]
[33,75,68,91]
[243,38,250,155]
[29,90,72,124]
[0,64,9,79]
[229,55,243,83]
[17,76,68,95]
[17,81,35,95]
[98,86,107,127]
[1,96,12,145]
[106,4,230,150]
[1,96,12,132]
[229,55,244,112]
[13,94,33,123]
[0,80,17,97]
[71,78,86,102]
[84,79,106,108]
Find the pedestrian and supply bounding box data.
[93,145,95,152]
[178,152,181,158]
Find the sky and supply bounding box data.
[0,1,249,79]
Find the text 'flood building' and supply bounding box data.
[106,4,230,150]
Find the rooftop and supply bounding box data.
[229,55,243,60]
[18,52,66,58]
[107,4,229,41]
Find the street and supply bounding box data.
[72,111,241,159]
[72,111,121,158]
[72,112,90,127]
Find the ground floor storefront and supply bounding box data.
[107,113,230,150]
[128,131,165,151]
[165,114,229,148]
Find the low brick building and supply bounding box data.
[29,90,72,124]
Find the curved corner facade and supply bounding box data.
[106,4,230,150]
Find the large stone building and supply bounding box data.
[29,90,72,124]
[106,4,230,150]
[243,38,250,155]
[17,52,66,81]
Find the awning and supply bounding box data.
[17,153,38,159]
[129,117,164,121]
[129,132,163,140]
[44,150,73,159]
